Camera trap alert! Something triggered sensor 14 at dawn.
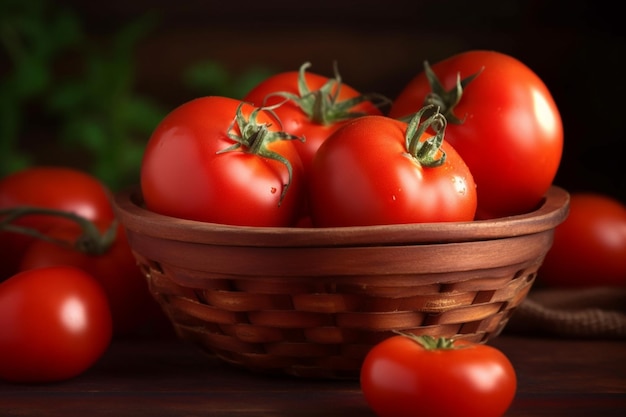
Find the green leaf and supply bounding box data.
[232,67,276,99]
[61,118,108,153]
[46,80,88,113]
[183,60,232,95]
[120,97,167,134]
[12,55,50,98]
[48,9,83,50]
[112,12,157,58]
[0,152,31,177]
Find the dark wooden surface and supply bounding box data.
[1,335,625,416]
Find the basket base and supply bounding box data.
[140,257,537,379]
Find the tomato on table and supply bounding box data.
[538,192,626,288]
[308,106,477,227]
[140,96,306,227]
[0,166,115,280]
[360,333,517,417]
[18,220,168,337]
[389,50,563,219]
[243,62,388,177]
[0,266,113,383]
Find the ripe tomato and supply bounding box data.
[389,50,563,219]
[0,266,112,383]
[243,62,387,177]
[141,96,306,227]
[0,166,115,280]
[308,107,477,227]
[18,221,168,337]
[360,334,517,417]
[538,193,626,288]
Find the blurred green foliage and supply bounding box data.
[183,61,275,101]
[0,0,274,191]
[1,0,81,174]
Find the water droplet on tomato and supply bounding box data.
[451,176,468,195]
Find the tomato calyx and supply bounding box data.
[218,103,303,205]
[0,207,117,256]
[393,330,457,350]
[404,104,447,168]
[421,60,483,125]
[263,62,390,125]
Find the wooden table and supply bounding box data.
[1,335,625,416]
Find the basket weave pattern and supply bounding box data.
[114,187,569,378]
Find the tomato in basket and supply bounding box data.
[243,61,389,177]
[140,96,306,227]
[390,50,563,219]
[308,105,477,226]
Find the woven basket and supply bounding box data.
[113,186,569,378]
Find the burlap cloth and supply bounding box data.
[505,286,626,339]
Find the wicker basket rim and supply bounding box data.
[113,186,569,248]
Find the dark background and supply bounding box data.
[4,0,625,203]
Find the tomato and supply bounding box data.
[243,62,387,177]
[0,266,112,383]
[360,334,517,417]
[18,220,168,337]
[141,96,306,227]
[389,50,563,219]
[538,193,626,288]
[0,166,115,280]
[308,107,477,227]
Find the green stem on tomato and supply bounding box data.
[404,104,447,168]
[393,330,456,350]
[0,206,117,255]
[263,62,391,125]
[422,60,483,125]
[217,103,304,206]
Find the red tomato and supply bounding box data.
[389,50,563,219]
[18,221,168,337]
[0,167,115,280]
[243,62,386,177]
[360,334,517,417]
[0,266,112,383]
[308,108,477,226]
[539,193,626,288]
[141,96,306,227]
